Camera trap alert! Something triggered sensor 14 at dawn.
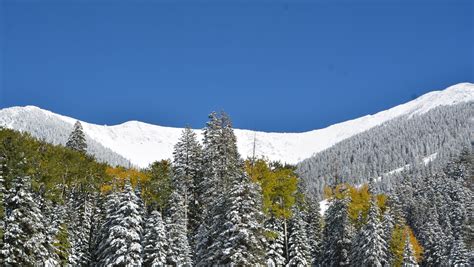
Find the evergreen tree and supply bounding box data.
[264,217,286,267]
[68,192,94,265]
[53,223,71,266]
[96,180,143,266]
[166,190,192,266]
[351,197,388,266]
[143,210,167,267]
[66,121,87,153]
[0,155,6,252]
[305,195,323,266]
[419,208,448,266]
[286,206,310,266]
[194,112,242,265]
[321,188,354,267]
[90,191,107,265]
[212,173,266,265]
[172,127,202,250]
[402,235,418,267]
[448,233,469,267]
[382,207,396,265]
[1,176,58,265]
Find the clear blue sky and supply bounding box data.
[1,0,472,132]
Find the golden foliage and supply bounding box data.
[245,159,298,219]
[104,166,150,190]
[324,183,387,226]
[390,224,423,266]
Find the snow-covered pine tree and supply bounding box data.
[90,191,108,265]
[66,121,87,153]
[212,172,266,265]
[321,187,354,267]
[196,112,241,214]
[351,197,388,267]
[143,210,167,266]
[448,232,469,267]
[172,127,203,240]
[402,235,418,267]
[382,207,396,264]
[305,195,323,266]
[1,175,58,265]
[194,221,211,265]
[96,179,144,266]
[419,208,448,266]
[0,155,5,251]
[194,113,224,265]
[134,183,147,226]
[53,222,71,266]
[264,217,286,267]
[40,197,68,264]
[194,112,242,265]
[166,190,192,266]
[286,206,310,266]
[67,191,94,265]
[92,190,116,264]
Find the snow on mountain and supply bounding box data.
[0,83,472,168]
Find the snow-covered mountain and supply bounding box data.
[0,83,473,167]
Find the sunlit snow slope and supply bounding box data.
[0,83,472,167]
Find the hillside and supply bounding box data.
[298,102,473,199]
[0,83,472,167]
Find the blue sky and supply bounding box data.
[1,0,472,132]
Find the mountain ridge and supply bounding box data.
[0,82,472,167]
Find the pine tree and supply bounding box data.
[305,195,323,266]
[351,197,388,266]
[448,233,469,267]
[402,235,418,267]
[264,217,286,267]
[419,208,448,266]
[143,210,167,266]
[1,176,58,265]
[90,191,108,265]
[212,173,266,265]
[0,155,6,253]
[96,179,144,266]
[66,121,87,153]
[172,127,202,249]
[40,198,67,264]
[68,191,94,265]
[286,206,310,266]
[53,222,71,266]
[382,207,396,265]
[321,188,354,267]
[166,190,192,266]
[93,191,119,265]
[194,112,242,265]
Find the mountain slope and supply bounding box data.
[0,83,472,167]
[297,102,473,199]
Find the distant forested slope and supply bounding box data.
[0,108,131,167]
[297,102,473,199]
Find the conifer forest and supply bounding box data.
[0,108,472,267]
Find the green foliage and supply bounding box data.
[390,224,423,267]
[0,128,108,203]
[324,182,423,265]
[325,183,387,226]
[53,223,71,266]
[0,128,173,241]
[245,158,298,219]
[143,160,173,211]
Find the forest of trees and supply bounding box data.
[0,110,472,266]
[298,102,473,199]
